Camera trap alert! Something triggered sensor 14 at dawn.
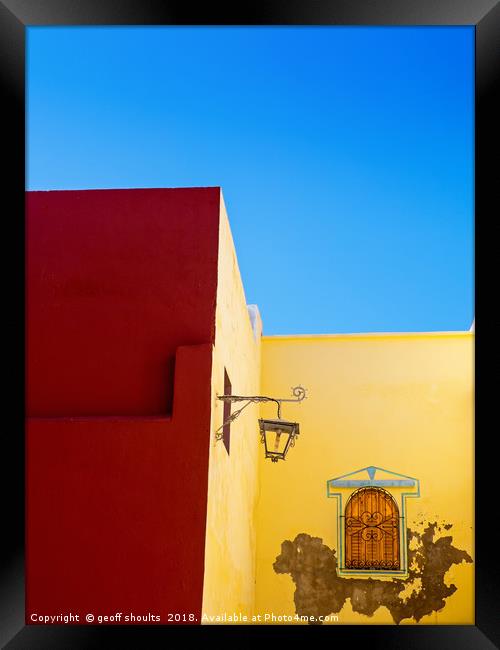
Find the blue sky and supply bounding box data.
[27,26,474,334]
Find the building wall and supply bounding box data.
[201,194,262,621]
[26,344,213,623]
[26,187,220,416]
[26,188,221,623]
[254,332,474,625]
[25,186,474,626]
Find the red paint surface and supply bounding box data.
[27,345,213,623]
[26,188,221,623]
[27,188,220,416]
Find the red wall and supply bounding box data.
[26,188,220,416]
[26,345,213,624]
[26,188,221,623]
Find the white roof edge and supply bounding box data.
[247,305,263,341]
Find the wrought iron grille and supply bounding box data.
[344,487,400,570]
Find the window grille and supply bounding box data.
[344,487,400,570]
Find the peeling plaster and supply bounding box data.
[273,522,472,624]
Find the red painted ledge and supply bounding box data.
[26,343,214,624]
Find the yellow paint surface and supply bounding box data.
[199,193,473,625]
[254,332,474,625]
[201,192,262,621]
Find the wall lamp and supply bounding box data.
[215,386,307,462]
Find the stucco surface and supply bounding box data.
[255,332,474,624]
[201,194,262,620]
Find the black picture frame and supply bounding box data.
[1,1,497,647]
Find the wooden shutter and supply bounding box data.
[345,487,400,570]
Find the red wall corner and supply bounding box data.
[26,187,221,417]
[26,343,214,624]
[26,187,221,624]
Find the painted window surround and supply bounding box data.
[327,465,420,577]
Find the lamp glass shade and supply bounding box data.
[258,418,300,462]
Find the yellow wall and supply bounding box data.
[254,332,474,625]
[201,192,262,621]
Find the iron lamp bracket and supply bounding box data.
[215,385,306,441]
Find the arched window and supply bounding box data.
[345,487,400,570]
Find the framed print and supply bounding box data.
[1,1,498,647]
